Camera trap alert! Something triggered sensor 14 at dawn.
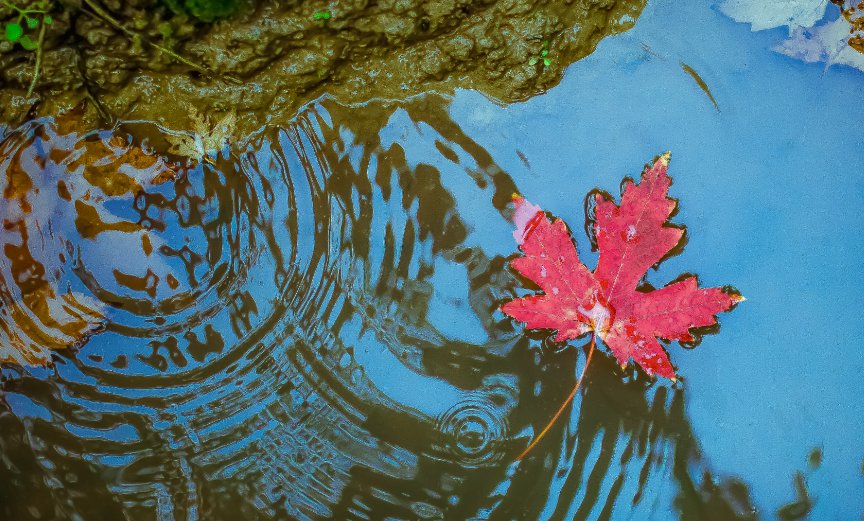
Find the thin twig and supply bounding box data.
[74,50,113,125]
[516,335,596,461]
[26,13,48,97]
[2,1,26,14]
[79,0,242,85]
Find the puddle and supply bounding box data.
[2,0,864,519]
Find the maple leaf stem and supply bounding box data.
[515,335,596,461]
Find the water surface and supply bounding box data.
[2,1,863,519]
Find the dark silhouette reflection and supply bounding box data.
[0,396,127,520]
[775,448,825,521]
[493,351,757,520]
[2,96,766,520]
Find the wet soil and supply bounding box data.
[1,0,645,135]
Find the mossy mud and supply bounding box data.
[1,0,645,136]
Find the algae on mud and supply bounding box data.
[1,0,646,135]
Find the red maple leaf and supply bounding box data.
[502,153,742,458]
[503,152,742,377]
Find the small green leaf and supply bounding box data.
[528,57,538,65]
[19,35,38,51]
[543,58,551,66]
[313,10,331,20]
[26,17,38,29]
[5,23,23,42]
[44,15,53,25]
[540,49,548,57]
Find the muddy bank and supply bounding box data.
[1,0,645,135]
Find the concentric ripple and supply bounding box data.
[1,98,754,521]
[0,98,525,520]
[434,394,510,467]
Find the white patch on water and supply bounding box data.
[720,0,864,73]
[774,16,864,72]
[719,0,828,32]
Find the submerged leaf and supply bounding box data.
[166,109,236,163]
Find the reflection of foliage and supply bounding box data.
[777,448,823,520]
[495,353,759,520]
[336,352,761,519]
[0,97,834,520]
[0,395,127,520]
[777,472,812,520]
[311,99,759,520]
[0,106,178,365]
